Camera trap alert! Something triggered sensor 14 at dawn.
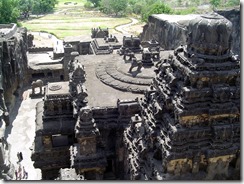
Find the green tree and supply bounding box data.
[227,0,240,6]
[177,0,182,6]
[19,0,33,18]
[100,0,112,14]
[32,0,58,14]
[0,0,20,23]
[210,0,221,9]
[100,0,127,16]
[141,2,172,22]
[133,1,146,14]
[87,0,101,7]
[110,0,127,16]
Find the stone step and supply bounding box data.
[96,62,148,93]
[105,62,152,86]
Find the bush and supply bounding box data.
[84,2,94,9]
[133,2,144,14]
[174,7,197,15]
[226,0,240,7]
[126,5,133,15]
[141,2,173,22]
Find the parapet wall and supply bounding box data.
[28,47,53,52]
[0,23,17,39]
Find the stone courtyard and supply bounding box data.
[5,89,42,180]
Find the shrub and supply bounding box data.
[141,2,173,22]
[84,2,94,9]
[174,7,197,15]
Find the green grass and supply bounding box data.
[21,0,131,39]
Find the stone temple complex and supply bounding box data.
[0,10,240,181]
[123,13,240,180]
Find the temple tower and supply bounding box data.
[124,13,240,180]
[70,107,107,179]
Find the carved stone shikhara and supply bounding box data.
[124,13,240,180]
[32,60,89,179]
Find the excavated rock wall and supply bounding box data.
[141,14,197,50]
[141,9,240,56]
[217,9,240,56]
[0,26,29,113]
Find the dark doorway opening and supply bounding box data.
[106,159,113,172]
[104,159,116,179]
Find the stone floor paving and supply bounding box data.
[4,88,42,180]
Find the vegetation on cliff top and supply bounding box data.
[0,0,240,25]
[0,0,240,39]
[86,0,240,21]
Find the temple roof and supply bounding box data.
[35,101,75,135]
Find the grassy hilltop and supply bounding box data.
[21,0,131,38]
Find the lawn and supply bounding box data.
[21,0,131,39]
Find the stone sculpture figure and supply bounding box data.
[31,79,43,94]
[129,57,142,73]
[123,48,134,61]
[27,34,34,48]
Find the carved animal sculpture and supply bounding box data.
[31,79,43,94]
[129,57,142,73]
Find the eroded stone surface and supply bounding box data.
[124,13,240,180]
[2,10,240,181]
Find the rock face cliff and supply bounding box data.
[0,24,29,180]
[141,14,199,50]
[141,9,240,56]
[0,24,29,120]
[217,9,240,56]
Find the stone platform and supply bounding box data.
[95,55,156,93]
[91,38,122,55]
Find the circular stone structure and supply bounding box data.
[49,84,62,91]
[187,13,232,57]
[96,56,156,93]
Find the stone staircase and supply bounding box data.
[96,61,154,94]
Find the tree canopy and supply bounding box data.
[0,0,20,24]
[110,0,127,16]
[87,0,101,7]
[141,2,173,22]
[100,0,128,15]
[210,0,221,9]
[18,0,33,18]
[32,0,58,14]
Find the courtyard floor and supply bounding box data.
[4,88,42,180]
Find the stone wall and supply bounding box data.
[141,14,199,50]
[0,26,29,113]
[140,8,240,56]
[217,9,240,56]
[0,25,28,180]
[0,24,17,39]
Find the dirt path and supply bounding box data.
[115,18,139,35]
